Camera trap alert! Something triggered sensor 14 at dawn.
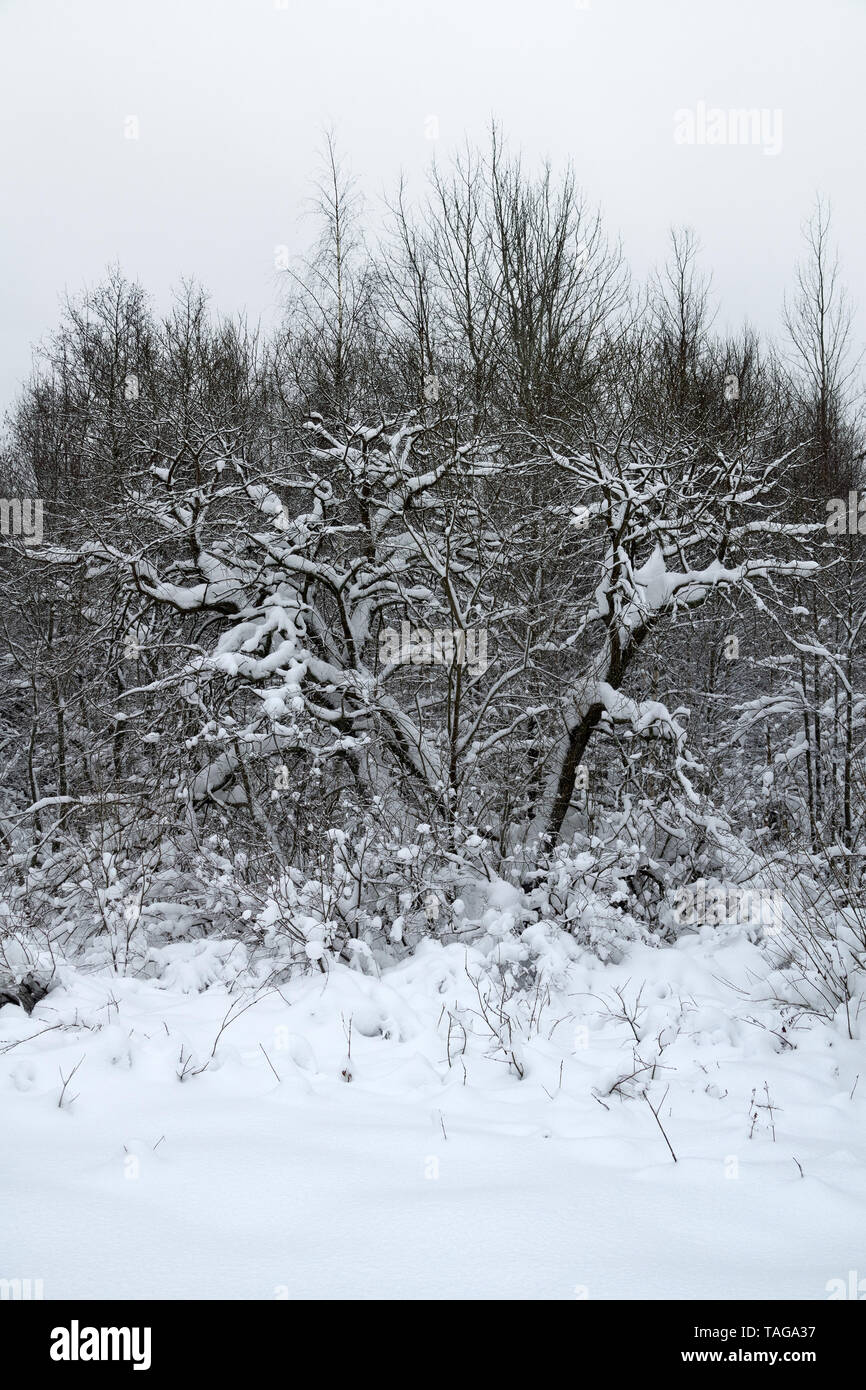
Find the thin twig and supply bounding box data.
[260,1043,281,1083]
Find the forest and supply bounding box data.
[2,137,862,984]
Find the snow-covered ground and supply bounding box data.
[3,926,865,1300]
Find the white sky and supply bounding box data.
[0,0,863,417]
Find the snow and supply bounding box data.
[3,929,865,1300]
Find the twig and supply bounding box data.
[642,1086,677,1162]
[259,1043,281,1083]
[58,1054,85,1109]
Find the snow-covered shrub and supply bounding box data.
[249,822,473,969]
[520,839,653,961]
[762,876,866,1037]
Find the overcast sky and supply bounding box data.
[0,0,862,418]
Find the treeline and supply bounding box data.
[0,132,863,945]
